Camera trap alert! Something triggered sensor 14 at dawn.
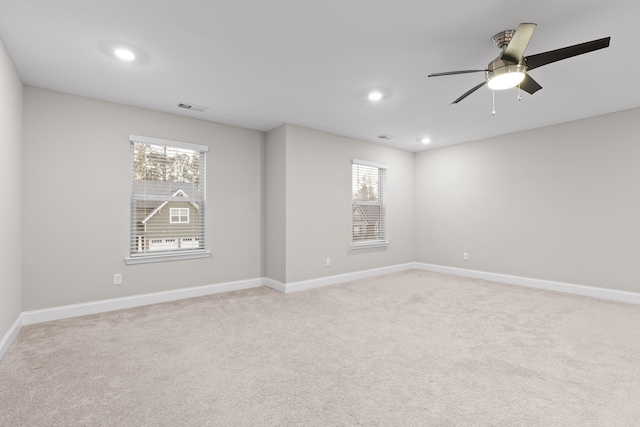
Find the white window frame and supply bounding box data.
[351,159,388,249]
[169,208,189,224]
[125,135,210,264]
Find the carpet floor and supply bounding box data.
[1,270,640,426]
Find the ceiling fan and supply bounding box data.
[428,23,611,104]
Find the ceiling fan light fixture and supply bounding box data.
[487,63,526,90]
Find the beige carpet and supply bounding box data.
[2,270,640,426]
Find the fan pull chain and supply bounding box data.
[492,90,496,115]
[517,85,522,101]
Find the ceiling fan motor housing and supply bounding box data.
[486,57,526,90]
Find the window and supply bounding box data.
[170,208,189,223]
[352,159,387,247]
[126,135,210,264]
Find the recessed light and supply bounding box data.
[114,48,136,61]
[368,91,383,101]
[421,138,431,144]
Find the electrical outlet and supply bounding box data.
[463,253,469,261]
[113,274,122,285]
[325,258,331,267]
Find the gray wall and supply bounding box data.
[282,125,415,283]
[265,125,287,283]
[415,107,640,292]
[0,39,23,338]
[23,87,264,311]
[4,67,639,324]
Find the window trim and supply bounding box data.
[351,240,389,249]
[129,134,210,153]
[125,250,210,265]
[351,158,387,170]
[351,159,388,249]
[125,135,210,265]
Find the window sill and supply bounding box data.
[125,251,211,265]
[351,240,389,250]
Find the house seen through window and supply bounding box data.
[352,159,387,246]
[128,135,208,262]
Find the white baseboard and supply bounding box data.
[21,278,263,326]
[4,262,637,362]
[263,277,286,293]
[0,316,22,360]
[14,264,423,354]
[416,263,640,305]
[282,263,416,293]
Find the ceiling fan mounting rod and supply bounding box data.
[491,30,516,50]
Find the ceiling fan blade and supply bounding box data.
[525,37,611,71]
[502,23,537,63]
[428,70,486,77]
[452,81,486,104]
[519,74,542,94]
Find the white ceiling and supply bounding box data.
[1,0,638,152]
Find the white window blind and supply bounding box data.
[128,136,208,263]
[352,159,387,246]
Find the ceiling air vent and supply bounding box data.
[178,103,209,113]
[378,134,394,141]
